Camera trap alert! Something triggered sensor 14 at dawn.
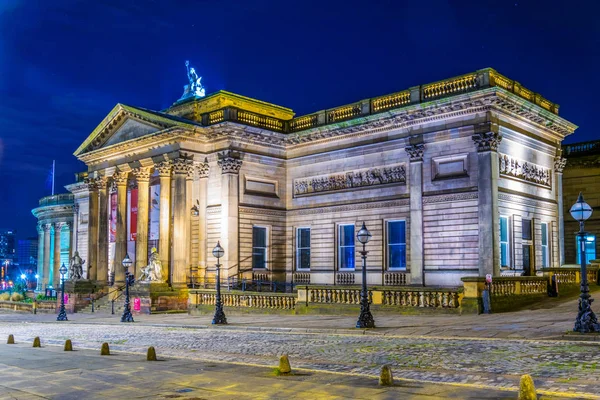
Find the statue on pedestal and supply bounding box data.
[179,60,206,100]
[68,251,85,281]
[139,248,164,282]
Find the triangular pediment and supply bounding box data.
[74,103,199,157]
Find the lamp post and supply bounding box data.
[356,222,375,329]
[35,274,40,291]
[212,241,227,325]
[120,254,134,323]
[57,263,68,321]
[570,193,600,333]
[20,274,27,293]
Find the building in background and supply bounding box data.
[0,229,16,283]
[63,66,575,299]
[562,141,600,265]
[31,194,74,289]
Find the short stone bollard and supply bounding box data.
[100,342,110,356]
[278,354,292,375]
[379,365,394,386]
[33,337,41,348]
[518,374,537,400]
[7,335,14,344]
[147,346,157,361]
[64,339,73,351]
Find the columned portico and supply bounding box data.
[473,130,502,277]
[172,157,193,287]
[97,177,109,283]
[156,161,172,282]
[133,166,152,275]
[406,143,424,286]
[113,170,129,284]
[218,152,242,279]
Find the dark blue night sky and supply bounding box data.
[1,0,598,238]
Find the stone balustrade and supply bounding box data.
[198,68,560,133]
[293,272,310,285]
[190,290,296,310]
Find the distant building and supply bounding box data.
[0,229,16,261]
[562,140,600,265]
[17,238,38,268]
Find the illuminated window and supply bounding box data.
[338,224,355,270]
[576,235,596,265]
[541,223,549,268]
[500,216,510,268]
[387,221,406,270]
[296,228,310,270]
[252,226,268,269]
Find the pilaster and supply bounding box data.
[97,176,109,284]
[197,159,209,276]
[113,170,129,284]
[473,130,502,277]
[172,157,193,287]
[554,156,567,266]
[406,143,424,286]
[85,178,99,281]
[218,151,242,279]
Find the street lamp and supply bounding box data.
[35,274,40,291]
[211,241,227,325]
[570,192,600,333]
[57,263,68,321]
[120,254,134,323]
[356,222,375,329]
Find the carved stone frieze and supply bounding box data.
[498,153,551,187]
[554,157,567,173]
[422,192,478,204]
[405,144,424,162]
[293,164,406,196]
[218,151,243,174]
[472,132,502,152]
[197,157,210,178]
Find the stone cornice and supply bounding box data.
[32,204,75,222]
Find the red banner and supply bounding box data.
[130,188,138,241]
[109,192,117,243]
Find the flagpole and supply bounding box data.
[52,160,55,196]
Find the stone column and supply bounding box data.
[218,152,242,279]
[156,161,172,282]
[67,222,73,259]
[473,131,502,277]
[36,224,44,290]
[97,177,109,284]
[406,144,424,286]
[172,158,193,287]
[72,204,79,253]
[113,170,129,284]
[53,222,64,286]
[555,157,567,266]
[133,167,152,275]
[186,165,194,275]
[42,223,51,288]
[86,178,99,281]
[198,159,209,276]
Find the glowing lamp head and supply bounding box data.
[356,221,372,245]
[122,254,133,270]
[570,192,593,222]
[212,241,225,259]
[35,274,39,279]
[20,274,26,280]
[59,264,67,276]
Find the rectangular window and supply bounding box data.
[338,224,355,270]
[387,220,406,270]
[500,216,510,268]
[576,235,596,265]
[522,219,532,241]
[252,226,268,269]
[541,223,549,268]
[296,228,311,270]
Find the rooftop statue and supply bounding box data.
[179,60,206,100]
[139,248,164,283]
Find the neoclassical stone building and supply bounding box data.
[31,194,74,288]
[67,67,576,289]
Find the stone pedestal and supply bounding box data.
[62,280,98,313]
[130,282,188,314]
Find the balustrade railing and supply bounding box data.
[293,272,310,285]
[563,140,600,156]
[382,289,459,308]
[336,272,355,285]
[384,272,408,286]
[308,287,365,304]
[192,290,296,310]
[490,277,546,296]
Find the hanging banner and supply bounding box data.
[149,184,160,240]
[130,188,138,241]
[109,192,117,243]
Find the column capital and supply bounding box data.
[65,221,73,229]
[218,151,242,174]
[155,161,172,177]
[197,157,210,179]
[73,203,80,213]
[43,223,52,233]
[53,221,65,231]
[132,166,152,182]
[554,157,567,173]
[84,177,99,191]
[472,132,502,152]
[405,144,424,162]
[172,157,194,175]
[112,170,129,186]
[37,223,44,234]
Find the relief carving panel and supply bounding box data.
[499,154,551,188]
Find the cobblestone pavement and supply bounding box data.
[0,322,599,399]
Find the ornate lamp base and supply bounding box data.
[356,309,375,329]
[212,305,227,325]
[574,296,600,333]
[57,307,68,321]
[121,309,134,323]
